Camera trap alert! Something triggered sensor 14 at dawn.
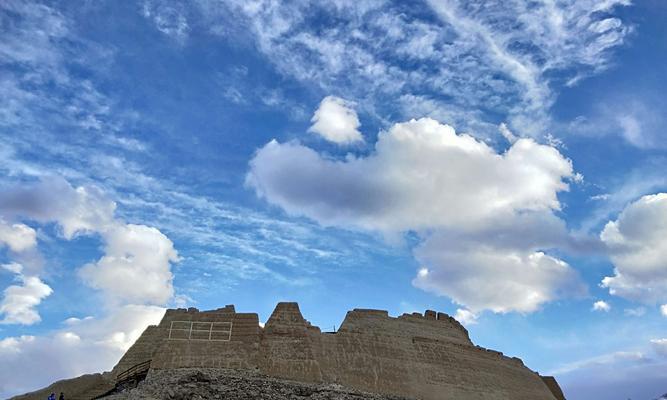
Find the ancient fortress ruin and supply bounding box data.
[14,303,566,400]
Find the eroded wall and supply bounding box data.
[113,302,562,400]
[115,305,261,374]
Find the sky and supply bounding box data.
[0,1,666,399]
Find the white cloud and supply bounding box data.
[498,123,517,143]
[0,305,164,398]
[414,235,585,313]
[426,0,548,133]
[141,0,190,43]
[0,177,116,239]
[0,220,36,252]
[248,118,585,312]
[249,118,574,232]
[623,307,646,317]
[577,165,667,235]
[454,308,478,325]
[0,177,180,307]
[592,300,610,312]
[601,193,667,304]
[308,96,363,144]
[206,0,631,137]
[661,304,667,317]
[590,193,610,201]
[0,263,52,325]
[79,224,179,306]
[568,96,667,149]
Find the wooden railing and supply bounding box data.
[92,360,152,399]
[116,359,151,384]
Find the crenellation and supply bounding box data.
[216,304,236,313]
[351,308,389,317]
[510,356,525,367]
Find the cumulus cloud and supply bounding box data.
[248,118,585,312]
[592,300,611,312]
[249,118,574,232]
[79,224,179,305]
[308,96,363,144]
[414,233,585,313]
[0,305,164,398]
[0,177,179,306]
[0,263,52,325]
[661,304,667,317]
[600,193,667,304]
[0,177,179,315]
[454,308,478,325]
[0,219,36,252]
[0,177,179,396]
[0,177,116,239]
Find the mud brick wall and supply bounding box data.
[112,302,564,400]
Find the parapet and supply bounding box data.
[164,304,236,318]
[336,308,471,345]
[351,308,389,317]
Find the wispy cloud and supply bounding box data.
[141,0,190,43]
[0,1,386,298]
[189,0,631,138]
[552,343,667,400]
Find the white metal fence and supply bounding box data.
[168,321,232,341]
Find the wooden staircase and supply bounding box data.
[92,360,152,399]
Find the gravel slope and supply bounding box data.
[102,368,413,400]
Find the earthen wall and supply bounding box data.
[112,302,564,400]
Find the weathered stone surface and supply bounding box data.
[13,302,567,400]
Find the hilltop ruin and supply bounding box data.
[13,302,566,400]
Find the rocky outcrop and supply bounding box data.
[13,302,566,400]
[104,368,410,400]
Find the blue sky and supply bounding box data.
[1,1,666,399]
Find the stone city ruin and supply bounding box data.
[13,302,566,400]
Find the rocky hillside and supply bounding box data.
[102,368,413,400]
